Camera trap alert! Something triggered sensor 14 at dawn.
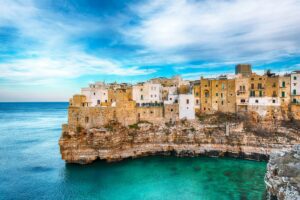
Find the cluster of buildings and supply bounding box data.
[68,64,300,129]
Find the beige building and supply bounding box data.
[235,74,250,112]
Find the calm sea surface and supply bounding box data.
[0,102,267,200]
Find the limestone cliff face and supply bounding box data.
[59,119,300,164]
[265,145,300,200]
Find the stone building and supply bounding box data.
[200,78,212,113]
[178,94,195,120]
[210,77,236,113]
[278,75,291,106]
[132,82,163,105]
[192,81,201,113]
[200,76,236,113]
[291,71,300,104]
[235,64,252,77]
[235,74,250,112]
[81,82,108,107]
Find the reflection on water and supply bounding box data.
[0,103,267,200]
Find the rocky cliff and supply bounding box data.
[265,145,300,200]
[59,114,300,164]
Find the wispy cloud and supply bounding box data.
[127,0,300,62]
[0,0,155,86]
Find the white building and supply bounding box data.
[81,82,108,107]
[132,82,163,105]
[164,94,179,105]
[291,71,300,104]
[178,94,195,120]
[248,97,280,106]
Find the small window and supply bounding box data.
[272,100,276,103]
[251,84,254,89]
[97,100,100,104]
[294,76,297,80]
[195,92,199,96]
[216,85,218,87]
[282,92,285,97]
[186,99,189,104]
[282,81,285,87]
[293,89,297,95]
[293,99,297,103]
[85,117,89,123]
[94,92,96,95]
[171,109,173,112]
[216,93,218,96]
[241,99,245,103]
[255,100,259,103]
[196,99,199,104]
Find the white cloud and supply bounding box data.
[0,52,155,85]
[0,0,155,86]
[127,0,300,62]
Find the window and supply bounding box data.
[272,91,277,97]
[259,91,263,97]
[282,92,285,97]
[294,76,297,80]
[293,89,297,95]
[196,92,199,96]
[170,98,172,100]
[259,78,262,80]
[258,83,262,89]
[205,91,209,98]
[272,100,276,103]
[140,88,143,91]
[255,100,259,103]
[216,85,218,87]
[251,78,254,80]
[221,84,225,89]
[94,92,96,95]
[221,93,223,98]
[241,99,245,103]
[196,99,199,105]
[221,101,224,105]
[141,95,144,100]
[272,83,276,87]
[97,100,100,104]
[293,99,297,103]
[251,84,254,89]
[250,91,255,97]
[282,81,285,87]
[85,117,89,123]
[186,99,189,104]
[216,93,218,96]
[105,100,107,103]
[171,109,173,112]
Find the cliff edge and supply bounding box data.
[265,145,300,200]
[59,114,300,164]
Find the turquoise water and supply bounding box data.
[0,103,267,200]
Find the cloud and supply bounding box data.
[0,0,155,85]
[126,0,300,62]
[0,52,155,85]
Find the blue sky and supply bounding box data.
[0,0,300,101]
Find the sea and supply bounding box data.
[0,102,267,200]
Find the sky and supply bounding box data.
[0,0,300,101]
